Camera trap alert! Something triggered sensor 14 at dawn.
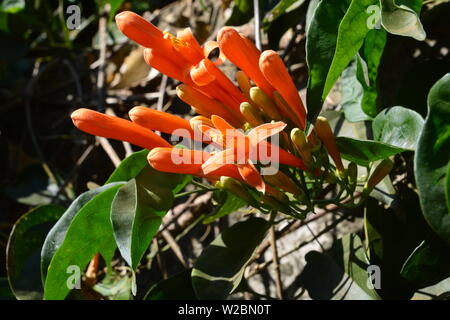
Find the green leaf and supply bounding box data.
[44,184,124,300]
[359,28,387,117]
[401,238,450,289]
[323,0,379,107]
[341,57,373,122]
[363,198,426,299]
[93,271,133,300]
[7,205,65,300]
[203,191,247,224]
[336,136,405,166]
[263,0,306,27]
[412,277,450,300]
[299,234,380,299]
[0,0,25,13]
[340,234,381,299]
[446,162,450,213]
[111,167,190,269]
[415,74,450,244]
[373,106,424,150]
[105,149,149,184]
[41,183,123,282]
[226,0,253,26]
[192,217,270,300]
[380,0,426,41]
[306,0,350,123]
[108,0,125,22]
[144,269,197,300]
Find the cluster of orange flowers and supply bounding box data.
[71,11,345,197]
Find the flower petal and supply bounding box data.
[238,162,265,193]
[201,149,236,175]
[248,121,287,145]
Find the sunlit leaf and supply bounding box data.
[323,0,379,109]
[43,184,124,300]
[306,0,350,123]
[336,136,405,166]
[380,0,426,41]
[105,149,149,184]
[111,167,191,269]
[41,183,123,282]
[373,106,424,150]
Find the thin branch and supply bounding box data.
[269,222,284,299]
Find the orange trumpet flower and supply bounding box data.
[217,27,274,96]
[259,50,307,130]
[198,115,305,193]
[71,108,171,150]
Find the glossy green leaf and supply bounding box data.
[336,136,405,166]
[415,74,450,244]
[401,238,450,289]
[203,191,247,224]
[359,28,387,117]
[144,269,197,300]
[111,167,191,269]
[323,0,379,106]
[192,217,270,300]
[6,205,64,300]
[373,106,424,150]
[44,184,124,300]
[380,0,426,41]
[306,0,350,123]
[105,149,149,184]
[41,183,123,282]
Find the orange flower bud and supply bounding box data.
[290,128,313,165]
[249,87,282,120]
[115,11,168,50]
[176,84,242,127]
[128,107,194,140]
[264,170,302,195]
[143,48,191,84]
[314,116,344,172]
[366,159,393,190]
[217,27,274,96]
[71,108,170,150]
[240,102,264,128]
